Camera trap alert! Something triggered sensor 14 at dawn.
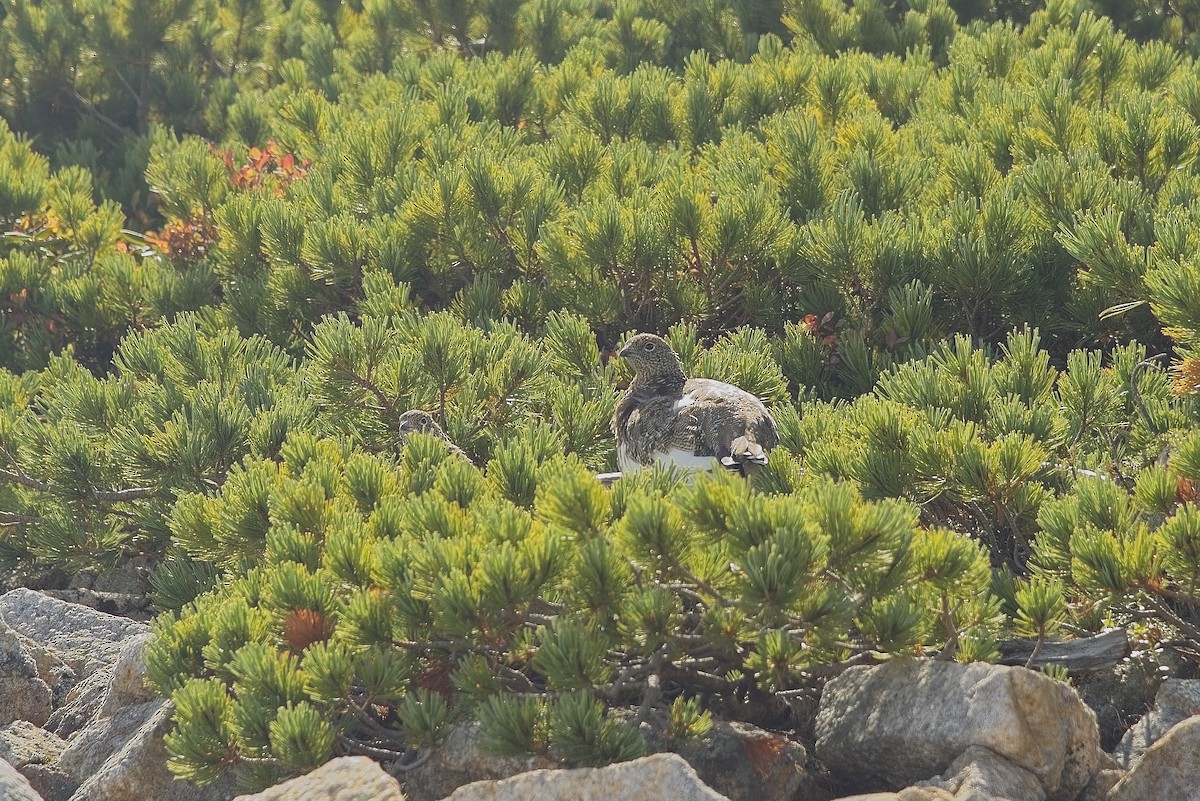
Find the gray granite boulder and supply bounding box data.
[0,589,147,680]
[816,658,1104,801]
[233,756,404,801]
[64,701,234,801]
[1109,715,1200,801]
[643,719,812,801]
[437,753,730,801]
[1112,678,1200,770]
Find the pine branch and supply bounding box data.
[1130,355,1167,436]
[337,733,426,766]
[935,595,962,661]
[496,663,538,692]
[660,661,737,694]
[797,649,889,680]
[347,698,402,739]
[71,91,136,139]
[332,361,401,429]
[1137,588,1200,642]
[674,566,734,608]
[633,645,667,725]
[0,511,40,527]
[593,659,650,705]
[0,465,155,502]
[1024,633,1045,670]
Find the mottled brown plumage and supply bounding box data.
[611,333,778,478]
[397,409,472,463]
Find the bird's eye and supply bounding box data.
[643,342,656,351]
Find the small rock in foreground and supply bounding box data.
[917,745,1045,801]
[233,756,404,801]
[437,753,730,801]
[0,721,75,800]
[0,757,44,801]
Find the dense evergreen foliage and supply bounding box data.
[5,0,1200,790]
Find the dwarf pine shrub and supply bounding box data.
[4,0,1200,789]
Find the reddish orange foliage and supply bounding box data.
[282,608,335,652]
[803,311,839,347]
[742,733,788,779]
[144,214,218,263]
[213,141,311,195]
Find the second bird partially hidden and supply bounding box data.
[612,333,778,479]
[397,409,473,464]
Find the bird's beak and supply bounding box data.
[618,342,633,359]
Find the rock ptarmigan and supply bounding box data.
[397,409,472,463]
[611,333,778,478]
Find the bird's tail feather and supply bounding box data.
[720,437,769,483]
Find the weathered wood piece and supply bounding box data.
[997,628,1129,673]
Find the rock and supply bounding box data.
[815,658,1104,801]
[12,634,77,710]
[27,590,151,621]
[1073,656,1162,751]
[0,721,77,801]
[1108,715,1200,801]
[1112,678,1200,769]
[401,723,556,801]
[46,666,112,740]
[401,718,817,801]
[0,721,67,767]
[0,589,148,679]
[0,619,53,727]
[58,700,161,782]
[1076,769,1122,801]
[0,757,45,801]
[96,633,155,718]
[917,746,1045,801]
[437,753,730,801]
[20,763,78,801]
[0,721,67,770]
[643,719,815,801]
[64,700,235,801]
[232,756,404,801]
[833,792,953,801]
[91,556,152,598]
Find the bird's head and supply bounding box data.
[397,409,443,438]
[618,333,686,383]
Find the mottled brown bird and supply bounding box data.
[612,333,778,478]
[397,409,472,463]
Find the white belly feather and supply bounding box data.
[618,442,717,474]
